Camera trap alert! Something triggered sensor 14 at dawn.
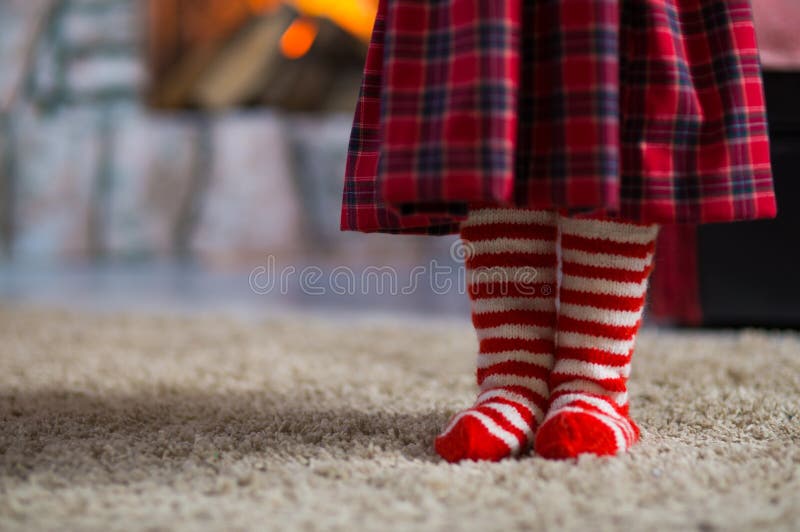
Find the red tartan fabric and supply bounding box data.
[340,0,777,234]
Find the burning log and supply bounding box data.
[146,0,370,112]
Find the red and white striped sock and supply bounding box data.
[435,208,557,462]
[535,214,659,459]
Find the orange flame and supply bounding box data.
[279,17,319,59]
[248,0,379,52]
[288,0,378,42]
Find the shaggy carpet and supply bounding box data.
[0,307,798,532]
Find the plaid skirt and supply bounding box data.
[340,0,777,234]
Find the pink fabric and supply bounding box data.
[753,0,800,70]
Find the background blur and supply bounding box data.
[0,0,464,317]
[0,0,798,324]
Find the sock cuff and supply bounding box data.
[558,216,660,244]
[464,208,557,228]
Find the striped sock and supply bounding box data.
[535,214,660,459]
[435,208,557,463]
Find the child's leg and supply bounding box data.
[535,213,659,458]
[435,208,558,462]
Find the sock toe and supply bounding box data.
[435,414,519,463]
[535,410,633,459]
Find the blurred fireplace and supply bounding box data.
[145,0,373,112]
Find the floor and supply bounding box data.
[0,261,470,320]
[0,306,798,531]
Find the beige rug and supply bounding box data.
[0,307,798,532]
